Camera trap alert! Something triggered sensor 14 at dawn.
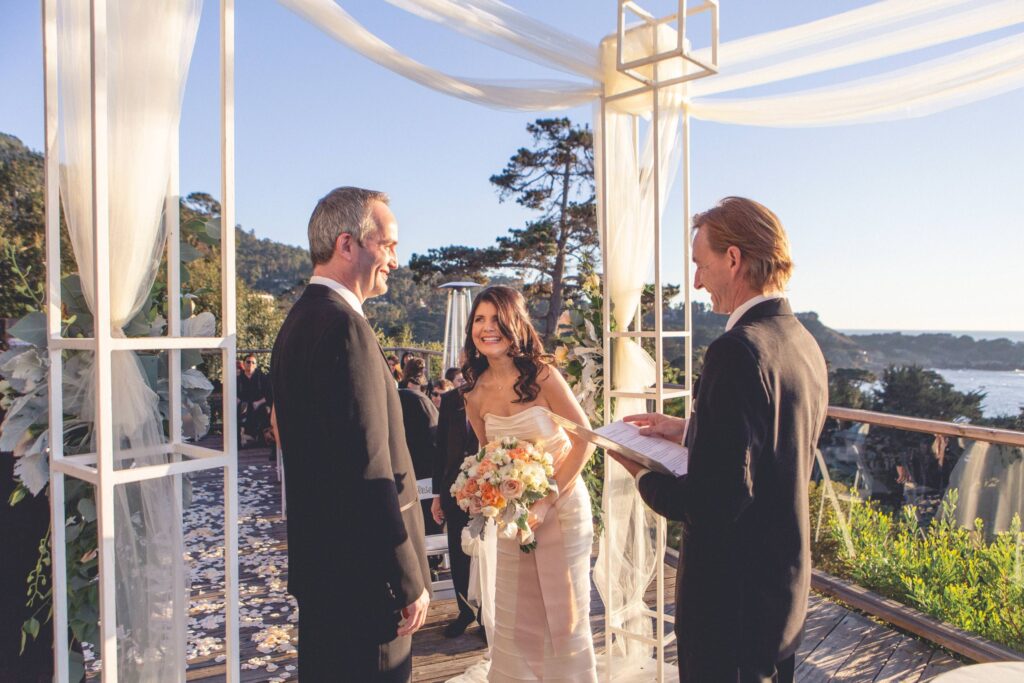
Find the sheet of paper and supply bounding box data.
[595,421,688,477]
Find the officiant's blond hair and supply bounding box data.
[693,196,793,292]
[308,186,390,266]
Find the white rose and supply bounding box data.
[481,505,500,518]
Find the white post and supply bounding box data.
[442,289,453,368]
[220,1,241,679]
[682,109,693,416]
[42,0,69,679]
[87,0,120,679]
[167,120,187,682]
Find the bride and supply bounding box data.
[456,285,598,683]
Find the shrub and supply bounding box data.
[813,483,1024,652]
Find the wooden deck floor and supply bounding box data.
[177,446,962,683]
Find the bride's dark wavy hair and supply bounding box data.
[460,285,553,404]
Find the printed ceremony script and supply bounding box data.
[544,410,688,477]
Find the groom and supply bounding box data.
[272,187,430,682]
[611,197,828,683]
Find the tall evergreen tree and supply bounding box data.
[410,118,597,341]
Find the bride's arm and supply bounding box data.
[539,366,595,499]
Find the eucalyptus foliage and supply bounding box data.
[0,215,220,675]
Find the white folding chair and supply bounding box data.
[417,477,454,599]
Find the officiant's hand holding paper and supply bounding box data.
[623,413,688,443]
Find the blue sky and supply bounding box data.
[2,1,1022,332]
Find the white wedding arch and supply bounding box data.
[40,1,1024,681]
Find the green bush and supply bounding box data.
[812,483,1024,652]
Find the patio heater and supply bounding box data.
[439,281,478,373]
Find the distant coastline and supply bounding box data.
[840,329,1024,343]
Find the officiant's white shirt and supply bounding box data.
[309,275,364,318]
[725,293,784,332]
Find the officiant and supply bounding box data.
[611,197,828,683]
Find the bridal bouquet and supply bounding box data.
[451,436,557,552]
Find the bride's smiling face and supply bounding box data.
[472,301,511,360]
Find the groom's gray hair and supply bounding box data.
[308,186,390,266]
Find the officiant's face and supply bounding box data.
[472,301,511,359]
[355,201,399,299]
[692,227,733,314]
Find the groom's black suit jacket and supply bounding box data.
[637,298,828,681]
[271,284,429,637]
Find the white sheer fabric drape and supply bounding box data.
[949,442,1024,535]
[57,0,201,679]
[592,97,683,670]
[280,0,1023,125]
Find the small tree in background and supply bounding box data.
[410,118,597,342]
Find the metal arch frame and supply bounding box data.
[42,1,240,680]
[600,2,715,680]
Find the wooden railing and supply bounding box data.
[827,406,1024,447]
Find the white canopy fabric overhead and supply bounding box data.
[280,0,1024,125]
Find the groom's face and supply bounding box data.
[354,201,399,299]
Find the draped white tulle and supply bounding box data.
[280,0,1024,124]
[949,441,1024,535]
[57,0,201,679]
[451,406,596,682]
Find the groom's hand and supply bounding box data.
[398,587,430,636]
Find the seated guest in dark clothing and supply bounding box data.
[237,353,273,448]
[431,387,482,638]
[398,375,440,538]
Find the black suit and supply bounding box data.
[637,298,828,683]
[271,284,430,682]
[398,387,441,534]
[432,388,479,623]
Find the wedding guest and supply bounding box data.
[399,378,441,536]
[399,356,427,390]
[387,354,403,382]
[429,379,454,410]
[444,366,465,388]
[237,353,273,448]
[611,197,828,683]
[431,384,481,638]
[272,186,430,682]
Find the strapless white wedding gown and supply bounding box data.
[451,406,597,683]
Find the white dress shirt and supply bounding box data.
[309,275,364,318]
[725,293,784,331]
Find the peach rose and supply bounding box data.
[500,478,525,499]
[468,498,483,515]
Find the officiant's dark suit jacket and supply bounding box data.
[637,298,828,682]
[271,284,430,642]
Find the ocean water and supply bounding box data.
[835,329,1024,418]
[935,368,1024,418]
[841,329,1024,343]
